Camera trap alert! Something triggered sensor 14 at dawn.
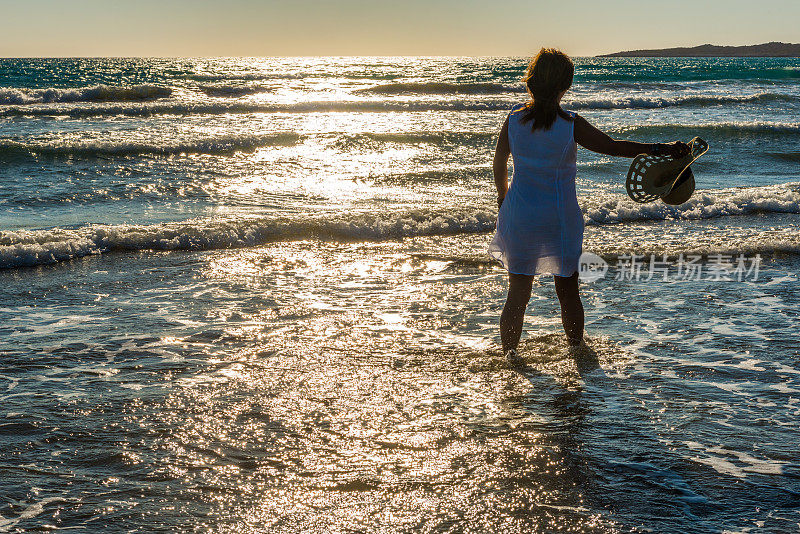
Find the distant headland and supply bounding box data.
[599,42,800,57]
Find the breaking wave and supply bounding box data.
[357,84,795,109]
[0,208,497,268]
[2,183,800,268]
[0,133,300,159]
[3,91,796,118]
[582,182,800,224]
[2,122,798,163]
[0,85,172,105]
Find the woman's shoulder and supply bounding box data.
[560,108,577,120]
[507,103,528,126]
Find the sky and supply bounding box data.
[1,0,799,57]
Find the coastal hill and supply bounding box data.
[599,42,800,57]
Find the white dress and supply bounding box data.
[488,103,583,277]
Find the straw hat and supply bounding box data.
[625,137,709,205]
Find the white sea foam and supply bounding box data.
[0,497,65,532]
[0,208,498,268]
[2,183,800,269]
[582,182,800,224]
[3,92,800,122]
[357,83,796,109]
[0,132,300,158]
[0,84,171,105]
[684,441,798,479]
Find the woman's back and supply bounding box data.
[508,103,577,181]
[488,103,583,277]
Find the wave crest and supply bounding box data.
[0,208,497,268]
[0,84,172,105]
[356,84,795,110]
[3,90,796,118]
[583,182,800,225]
[0,133,300,159]
[2,183,800,269]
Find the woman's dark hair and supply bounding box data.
[518,48,574,131]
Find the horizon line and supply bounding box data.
[3,42,798,60]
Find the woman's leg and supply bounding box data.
[500,273,534,353]
[554,271,584,346]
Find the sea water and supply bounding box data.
[1,57,799,532]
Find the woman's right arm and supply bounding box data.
[574,114,687,158]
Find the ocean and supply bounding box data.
[1,56,799,533]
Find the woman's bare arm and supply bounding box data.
[493,115,511,207]
[574,114,687,158]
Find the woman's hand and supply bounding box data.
[665,141,690,158]
[653,141,690,158]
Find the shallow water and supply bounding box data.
[2,57,800,532]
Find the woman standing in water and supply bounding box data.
[489,48,687,357]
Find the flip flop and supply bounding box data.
[625,137,709,204]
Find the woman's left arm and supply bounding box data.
[574,113,687,158]
[493,115,511,208]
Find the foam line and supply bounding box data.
[2,183,800,268]
[0,85,171,105]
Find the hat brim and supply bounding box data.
[660,167,695,205]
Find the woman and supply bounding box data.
[489,48,687,357]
